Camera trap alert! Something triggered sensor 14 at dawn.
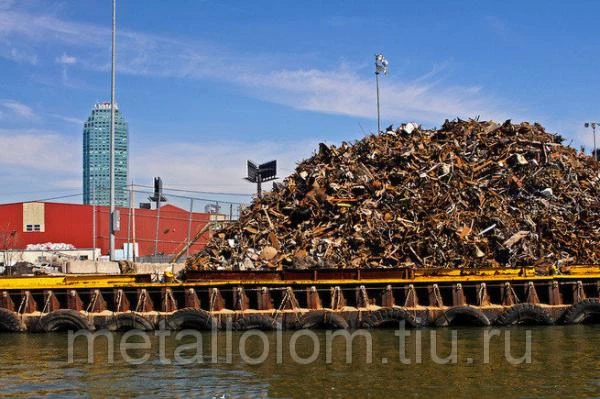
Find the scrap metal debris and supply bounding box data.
[187,119,600,271]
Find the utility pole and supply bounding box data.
[154,198,161,256]
[109,0,117,260]
[374,53,388,133]
[186,198,194,259]
[132,203,137,263]
[149,177,167,256]
[126,182,133,261]
[584,122,599,162]
[92,184,96,259]
[92,183,97,271]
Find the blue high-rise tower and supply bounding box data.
[83,102,128,207]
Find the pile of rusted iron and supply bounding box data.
[187,119,600,271]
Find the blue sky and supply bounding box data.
[0,0,599,205]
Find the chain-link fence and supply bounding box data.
[129,187,249,221]
[19,187,252,263]
[114,188,250,262]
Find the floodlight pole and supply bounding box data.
[375,69,381,133]
[593,123,598,162]
[109,0,116,260]
[256,173,262,199]
[374,53,387,133]
[584,122,599,162]
[592,123,598,162]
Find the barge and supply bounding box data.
[0,266,599,332]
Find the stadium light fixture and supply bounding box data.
[375,53,388,133]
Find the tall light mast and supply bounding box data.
[584,122,599,162]
[109,0,117,260]
[374,53,388,133]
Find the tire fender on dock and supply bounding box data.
[562,298,600,324]
[104,313,155,331]
[165,308,216,330]
[296,310,349,330]
[231,314,281,330]
[434,306,491,327]
[38,309,94,332]
[0,308,25,332]
[360,307,418,329]
[495,303,553,326]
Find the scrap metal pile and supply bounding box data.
[187,119,600,271]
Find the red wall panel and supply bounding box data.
[0,202,211,257]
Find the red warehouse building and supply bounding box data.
[0,202,214,258]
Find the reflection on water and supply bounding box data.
[0,325,598,398]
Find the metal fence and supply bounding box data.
[128,187,250,221]
[118,188,250,262]
[19,186,252,262]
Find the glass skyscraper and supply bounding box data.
[83,102,128,207]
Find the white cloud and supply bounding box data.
[0,99,34,119]
[132,138,319,194]
[0,129,79,173]
[49,113,84,125]
[0,6,515,199]
[570,125,598,152]
[4,47,38,64]
[237,68,503,125]
[56,53,76,65]
[0,127,320,199]
[0,7,503,126]
[0,4,596,203]
[54,178,81,189]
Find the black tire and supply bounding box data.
[296,310,349,330]
[105,313,155,331]
[563,298,600,324]
[0,308,24,332]
[165,308,216,330]
[39,309,94,332]
[230,314,281,330]
[360,307,418,329]
[435,306,491,327]
[495,304,553,326]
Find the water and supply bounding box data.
[0,325,598,398]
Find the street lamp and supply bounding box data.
[584,122,599,161]
[375,53,388,133]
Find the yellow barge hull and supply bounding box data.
[0,266,598,332]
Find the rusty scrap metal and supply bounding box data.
[187,119,600,271]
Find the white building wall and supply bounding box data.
[0,249,100,267]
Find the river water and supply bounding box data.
[0,325,598,398]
